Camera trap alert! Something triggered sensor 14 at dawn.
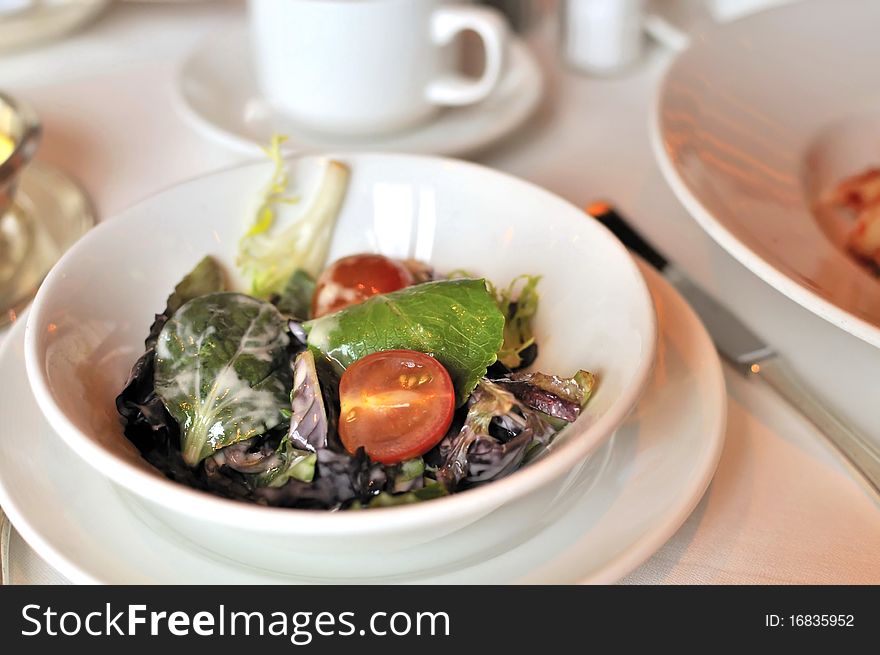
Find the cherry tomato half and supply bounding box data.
[338,350,455,465]
[311,253,413,318]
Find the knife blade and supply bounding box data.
[590,204,774,369]
[589,204,880,496]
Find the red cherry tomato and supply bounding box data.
[312,253,413,318]
[338,350,455,465]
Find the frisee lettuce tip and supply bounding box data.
[237,135,350,299]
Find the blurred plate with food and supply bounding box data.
[653,0,880,348]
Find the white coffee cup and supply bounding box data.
[248,0,510,135]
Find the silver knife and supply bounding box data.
[590,204,880,497]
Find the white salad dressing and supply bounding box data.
[314,280,361,314]
[305,314,339,354]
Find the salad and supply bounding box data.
[116,139,595,510]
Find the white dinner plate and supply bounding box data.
[0,264,726,584]
[653,0,880,348]
[176,26,543,158]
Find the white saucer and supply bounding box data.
[176,26,544,157]
[0,0,108,53]
[0,264,725,583]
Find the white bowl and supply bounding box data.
[25,153,656,577]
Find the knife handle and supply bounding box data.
[588,206,669,272]
[757,356,880,497]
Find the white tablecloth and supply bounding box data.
[2,0,879,584]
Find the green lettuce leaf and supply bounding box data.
[154,292,292,466]
[392,457,426,493]
[494,369,596,422]
[274,268,316,320]
[490,274,541,369]
[255,435,317,488]
[304,278,504,405]
[166,256,227,317]
[352,481,448,509]
[146,255,227,350]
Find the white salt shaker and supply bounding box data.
[561,0,647,75]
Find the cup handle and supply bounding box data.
[425,5,509,107]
